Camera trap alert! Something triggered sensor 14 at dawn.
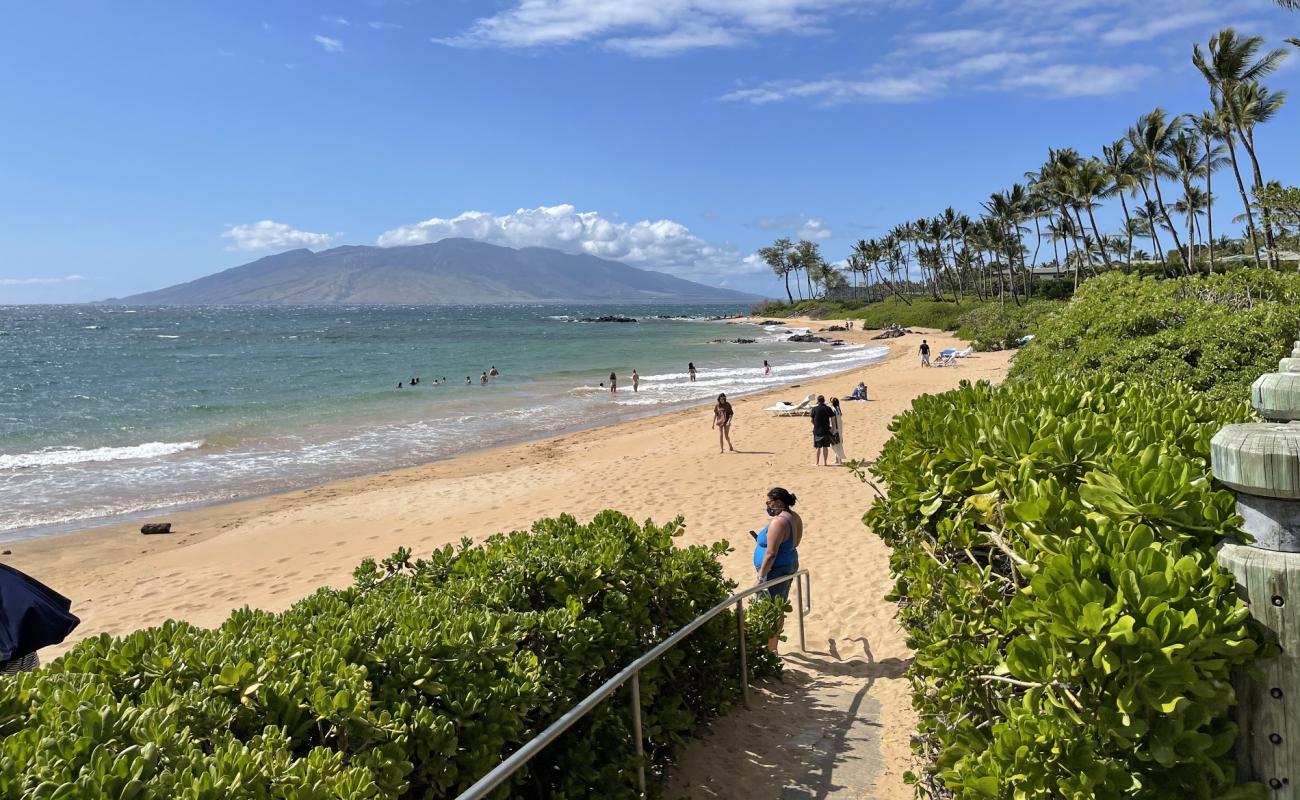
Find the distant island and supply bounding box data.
[106,239,761,305]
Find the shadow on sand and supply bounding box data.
[665,639,911,799]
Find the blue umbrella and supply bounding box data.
[0,564,79,662]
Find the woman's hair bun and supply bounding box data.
[767,487,797,507]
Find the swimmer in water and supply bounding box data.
[481,372,489,385]
[490,366,499,376]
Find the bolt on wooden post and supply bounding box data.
[1212,338,1300,796]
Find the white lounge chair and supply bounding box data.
[934,350,959,367]
[953,347,974,358]
[767,394,815,416]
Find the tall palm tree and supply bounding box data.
[1168,130,1212,271]
[1068,158,1115,269]
[1191,110,1228,271]
[1133,201,1167,266]
[1234,82,1288,250]
[1101,139,1139,263]
[1129,109,1186,271]
[1209,94,1263,267]
[1193,29,1289,266]
[1174,186,1211,256]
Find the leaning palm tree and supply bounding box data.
[1129,109,1186,272]
[1067,158,1115,269]
[1234,82,1288,250]
[1193,29,1289,266]
[1101,139,1140,263]
[1191,110,1229,271]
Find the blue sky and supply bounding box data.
[2,0,1298,302]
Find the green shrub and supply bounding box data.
[864,375,1259,799]
[1011,271,1300,403]
[0,512,782,799]
[955,300,1059,351]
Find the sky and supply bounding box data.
[2,0,1298,303]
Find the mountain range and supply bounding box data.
[108,239,759,305]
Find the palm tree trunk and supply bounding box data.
[1137,182,1168,274]
[1183,180,1196,273]
[1222,134,1262,269]
[1118,193,1134,264]
[1149,167,1186,270]
[1085,203,1113,269]
[1237,126,1279,268]
[782,271,793,304]
[1203,133,1216,274]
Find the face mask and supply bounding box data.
[766,507,779,517]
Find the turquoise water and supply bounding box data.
[0,305,886,538]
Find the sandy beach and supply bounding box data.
[7,321,1014,798]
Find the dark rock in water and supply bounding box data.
[709,338,757,344]
[141,522,172,535]
[757,320,787,326]
[578,315,638,323]
[786,333,831,343]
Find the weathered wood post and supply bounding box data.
[1213,347,1300,796]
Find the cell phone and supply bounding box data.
[748,530,758,540]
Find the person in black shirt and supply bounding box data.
[919,339,931,367]
[809,395,837,466]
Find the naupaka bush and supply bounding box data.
[0,511,782,799]
[864,375,1260,799]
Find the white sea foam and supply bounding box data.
[157,334,180,339]
[0,440,204,469]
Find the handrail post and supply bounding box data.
[736,599,750,709]
[630,672,646,797]
[795,574,806,652]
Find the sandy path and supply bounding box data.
[6,322,1012,798]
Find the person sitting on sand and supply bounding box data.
[609,372,618,393]
[848,382,868,401]
[490,366,499,376]
[713,393,735,453]
[688,362,697,382]
[753,487,802,652]
[632,369,639,392]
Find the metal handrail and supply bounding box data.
[453,568,812,800]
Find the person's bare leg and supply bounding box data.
[724,425,735,451]
[718,427,725,453]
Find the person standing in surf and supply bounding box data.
[609,372,618,393]
[688,362,697,382]
[763,359,771,375]
[631,369,640,392]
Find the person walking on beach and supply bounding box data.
[810,395,835,466]
[631,369,640,392]
[919,339,931,367]
[830,397,846,465]
[609,372,618,393]
[712,393,735,453]
[688,362,697,382]
[763,359,771,375]
[752,487,802,652]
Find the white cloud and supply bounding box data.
[757,214,833,239]
[322,15,350,26]
[999,63,1157,96]
[223,221,339,252]
[368,21,402,30]
[0,275,86,286]
[437,0,888,53]
[377,204,759,280]
[313,34,344,53]
[1098,8,1228,45]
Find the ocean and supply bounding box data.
[0,305,886,540]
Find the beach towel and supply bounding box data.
[0,563,80,662]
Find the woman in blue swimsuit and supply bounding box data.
[753,487,803,652]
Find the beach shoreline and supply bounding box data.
[6,320,1016,799]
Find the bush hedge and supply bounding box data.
[864,375,1260,799]
[0,512,781,799]
[954,300,1058,352]
[1010,271,1300,403]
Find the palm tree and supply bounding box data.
[1129,109,1186,271]
[1068,158,1115,269]
[1133,201,1167,266]
[793,240,825,298]
[1174,186,1211,257]
[1193,29,1290,266]
[1191,110,1228,271]
[758,237,796,303]
[1168,130,1212,271]
[1101,139,1139,263]
[1234,81,1288,250]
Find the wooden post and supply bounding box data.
[1214,336,1300,796]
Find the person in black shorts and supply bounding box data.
[809,395,836,466]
